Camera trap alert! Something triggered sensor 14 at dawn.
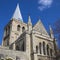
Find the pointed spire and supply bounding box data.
[49,25,53,34]
[12,3,23,22]
[28,16,32,25]
[27,16,32,32]
[49,25,54,38]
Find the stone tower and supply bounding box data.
[2,4,27,46]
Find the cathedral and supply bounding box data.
[0,4,56,60]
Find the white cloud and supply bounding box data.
[38,0,53,11]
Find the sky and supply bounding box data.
[0,0,60,48]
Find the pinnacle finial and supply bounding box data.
[17,3,19,6]
[28,16,32,24]
[49,25,54,38]
[49,25,53,33]
[12,3,23,22]
[39,19,42,22]
[28,16,31,22]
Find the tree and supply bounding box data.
[53,19,60,48]
[54,20,60,34]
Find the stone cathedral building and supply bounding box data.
[0,4,56,60]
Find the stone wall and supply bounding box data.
[0,46,28,60]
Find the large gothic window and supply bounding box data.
[22,27,25,32]
[47,44,49,55]
[21,42,25,51]
[36,45,38,53]
[43,42,46,55]
[16,45,20,50]
[39,43,41,54]
[17,25,20,31]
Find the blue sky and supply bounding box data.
[0,0,60,48]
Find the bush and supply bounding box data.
[6,58,12,60]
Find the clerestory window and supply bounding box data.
[43,42,46,55]
[39,43,42,54]
[36,45,38,53]
[47,44,49,55]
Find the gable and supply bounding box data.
[33,20,49,35]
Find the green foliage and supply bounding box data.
[6,58,12,60]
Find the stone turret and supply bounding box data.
[2,3,24,46]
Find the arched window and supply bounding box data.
[22,27,25,32]
[43,42,46,55]
[50,49,52,56]
[17,25,20,31]
[47,44,49,55]
[39,43,41,54]
[36,45,38,53]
